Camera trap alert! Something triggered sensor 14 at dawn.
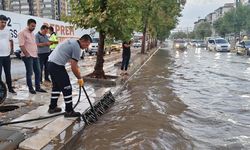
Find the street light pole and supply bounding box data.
[234,0,240,42]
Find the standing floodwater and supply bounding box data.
[76,47,250,149]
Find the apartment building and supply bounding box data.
[194,19,206,30]
[0,0,71,20]
[214,3,234,20]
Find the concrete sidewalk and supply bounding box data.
[0,47,159,150]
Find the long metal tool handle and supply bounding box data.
[82,86,98,121]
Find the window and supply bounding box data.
[43,0,52,2]
[215,39,227,44]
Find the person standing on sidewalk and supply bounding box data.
[0,15,16,94]
[48,26,58,52]
[121,40,132,75]
[47,34,92,117]
[36,25,51,83]
[18,19,47,94]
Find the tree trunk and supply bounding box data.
[141,19,148,54]
[147,34,151,51]
[91,31,106,78]
[91,0,107,79]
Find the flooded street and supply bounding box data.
[76,46,250,150]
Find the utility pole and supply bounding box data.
[235,0,240,37]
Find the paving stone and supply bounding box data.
[19,117,73,150]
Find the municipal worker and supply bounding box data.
[48,26,58,51]
[47,34,92,117]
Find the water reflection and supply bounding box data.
[76,47,250,149]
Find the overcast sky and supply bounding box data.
[177,0,235,29]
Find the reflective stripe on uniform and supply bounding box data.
[65,100,72,104]
[52,91,60,94]
[51,96,59,99]
[64,95,72,99]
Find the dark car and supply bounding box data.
[195,40,206,47]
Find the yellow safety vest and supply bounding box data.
[49,33,58,50]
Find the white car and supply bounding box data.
[208,38,230,52]
[87,38,99,55]
[133,42,142,48]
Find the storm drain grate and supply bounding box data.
[82,91,115,125]
[0,105,19,113]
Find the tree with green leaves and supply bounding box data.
[139,0,185,53]
[65,0,141,78]
[213,5,250,37]
[170,31,187,39]
[194,22,212,39]
[64,0,184,78]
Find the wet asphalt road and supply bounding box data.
[75,45,250,150]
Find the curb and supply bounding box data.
[83,74,118,86]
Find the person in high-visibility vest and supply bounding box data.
[48,26,58,51]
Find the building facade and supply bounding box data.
[0,0,71,20]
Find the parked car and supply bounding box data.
[88,37,99,55]
[110,40,122,52]
[133,41,142,48]
[195,40,206,47]
[173,39,187,50]
[236,40,250,55]
[207,38,230,52]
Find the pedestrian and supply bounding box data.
[36,25,51,83]
[18,19,47,94]
[48,26,58,52]
[47,34,92,117]
[0,15,16,94]
[120,40,132,75]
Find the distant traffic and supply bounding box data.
[170,37,250,56]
